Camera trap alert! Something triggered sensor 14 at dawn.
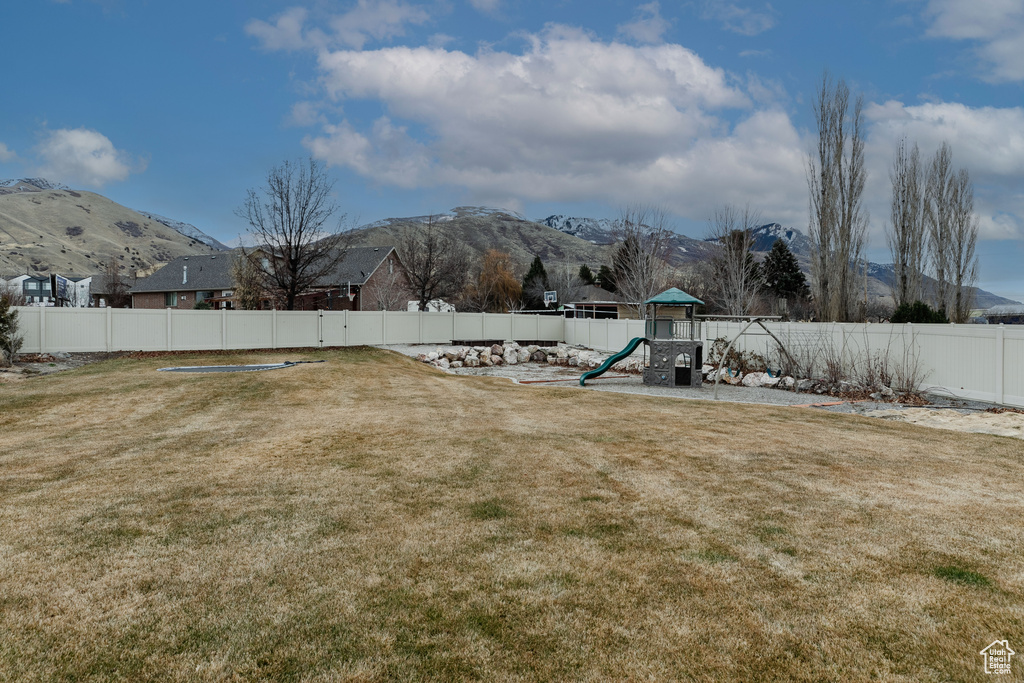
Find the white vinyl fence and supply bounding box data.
[13,307,565,354]
[564,318,1023,408]
[12,307,1024,408]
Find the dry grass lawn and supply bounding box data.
[0,347,1022,681]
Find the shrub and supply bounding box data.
[891,301,948,324]
[0,293,24,367]
[193,300,213,310]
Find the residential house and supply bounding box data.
[130,254,235,309]
[984,304,1024,325]
[292,246,413,311]
[129,246,412,311]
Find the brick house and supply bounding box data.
[130,247,413,311]
[130,254,235,309]
[293,246,413,311]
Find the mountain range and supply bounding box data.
[1,179,1017,308]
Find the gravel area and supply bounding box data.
[377,343,1010,418]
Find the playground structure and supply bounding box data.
[580,288,704,387]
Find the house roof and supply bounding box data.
[570,284,624,304]
[644,287,704,306]
[316,246,396,287]
[130,254,235,293]
[986,304,1024,316]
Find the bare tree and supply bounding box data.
[460,249,521,313]
[231,250,264,310]
[369,255,413,311]
[925,142,955,316]
[949,167,979,323]
[807,72,868,322]
[236,158,348,310]
[102,256,132,308]
[545,263,586,308]
[886,137,926,309]
[397,215,471,311]
[611,204,673,318]
[707,204,762,315]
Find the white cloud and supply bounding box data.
[701,1,777,36]
[468,0,500,13]
[247,2,431,52]
[329,0,431,49]
[618,2,671,44]
[0,142,16,162]
[924,0,1024,82]
[865,100,1024,240]
[304,27,812,224]
[245,7,312,51]
[34,128,142,188]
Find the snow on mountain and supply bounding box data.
[538,215,617,244]
[134,210,230,251]
[0,178,71,192]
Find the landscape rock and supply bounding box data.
[741,372,767,388]
[517,349,531,363]
[464,357,479,367]
[490,344,504,356]
[796,378,816,392]
[450,360,463,368]
[531,351,546,362]
[437,358,450,370]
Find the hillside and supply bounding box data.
[0,179,223,277]
[349,207,613,270]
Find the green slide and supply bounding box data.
[579,337,647,386]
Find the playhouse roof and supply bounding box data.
[644,287,704,306]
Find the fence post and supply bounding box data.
[343,309,349,347]
[166,308,172,351]
[272,309,277,349]
[221,307,227,350]
[418,310,423,344]
[318,309,324,349]
[106,305,113,352]
[995,325,1005,405]
[39,305,46,353]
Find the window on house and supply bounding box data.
[165,292,177,306]
[196,291,215,302]
[25,280,39,291]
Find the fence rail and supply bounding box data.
[11,307,1024,408]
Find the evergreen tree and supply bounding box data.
[596,265,617,293]
[578,264,596,285]
[760,239,810,301]
[521,255,549,309]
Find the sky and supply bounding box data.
[1,0,1023,301]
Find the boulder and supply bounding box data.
[503,350,518,365]
[417,354,428,362]
[464,357,480,367]
[492,356,503,366]
[426,351,438,362]
[568,357,579,367]
[480,355,493,367]
[531,350,546,363]
[444,350,459,361]
[778,376,795,389]
[567,347,579,358]
[742,372,767,387]
[437,358,450,370]
[556,346,568,359]
[526,345,539,354]
[547,356,558,365]
[450,360,463,368]
[490,344,504,356]
[795,378,816,392]
[517,349,531,363]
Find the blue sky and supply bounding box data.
[1,0,1023,300]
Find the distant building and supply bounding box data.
[984,304,1024,325]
